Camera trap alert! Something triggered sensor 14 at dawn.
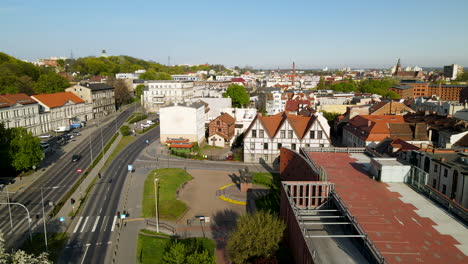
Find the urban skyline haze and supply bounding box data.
[1,0,467,69]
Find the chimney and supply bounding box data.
[368,120,372,127]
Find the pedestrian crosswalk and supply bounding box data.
[72,216,118,233]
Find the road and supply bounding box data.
[0,105,136,247]
[59,124,160,264]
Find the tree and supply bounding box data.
[135,84,145,98]
[139,69,173,80]
[9,127,43,172]
[0,232,51,264]
[0,123,12,171]
[224,84,249,107]
[33,72,70,94]
[162,240,214,264]
[17,76,35,95]
[316,75,326,90]
[227,211,285,263]
[108,78,131,105]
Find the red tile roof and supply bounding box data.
[247,112,319,139]
[0,93,37,108]
[32,92,85,108]
[308,152,467,264]
[217,113,235,125]
[285,99,311,112]
[345,115,407,141]
[231,78,245,83]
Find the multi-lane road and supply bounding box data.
[0,105,135,247]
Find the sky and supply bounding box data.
[1,0,468,69]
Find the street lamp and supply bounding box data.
[41,186,59,252]
[0,202,33,243]
[153,177,159,233]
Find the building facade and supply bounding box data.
[0,93,42,135]
[443,64,464,80]
[66,83,116,118]
[142,81,195,112]
[243,112,331,163]
[208,113,236,147]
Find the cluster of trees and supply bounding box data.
[0,233,51,264]
[0,52,70,95]
[0,124,43,175]
[224,84,250,107]
[456,72,468,82]
[162,239,215,264]
[317,77,400,99]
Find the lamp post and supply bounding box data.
[41,186,59,251]
[0,202,32,243]
[154,177,159,233]
[6,186,13,230]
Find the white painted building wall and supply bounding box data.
[159,104,206,144]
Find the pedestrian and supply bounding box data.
[98,172,101,178]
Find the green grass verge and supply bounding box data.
[201,144,223,150]
[136,233,215,264]
[20,232,68,263]
[141,168,192,220]
[102,135,136,170]
[253,172,281,213]
[135,123,159,134]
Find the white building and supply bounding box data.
[66,83,116,118]
[171,75,200,81]
[243,112,331,163]
[443,64,464,80]
[142,80,195,112]
[258,91,291,115]
[0,93,42,135]
[220,108,257,136]
[411,97,466,116]
[31,92,93,132]
[190,97,232,121]
[159,102,206,145]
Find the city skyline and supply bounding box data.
[1,0,467,68]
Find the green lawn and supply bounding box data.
[136,232,215,264]
[142,168,193,220]
[102,135,135,170]
[20,232,68,263]
[201,144,223,150]
[253,172,281,213]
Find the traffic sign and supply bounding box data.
[128,165,133,171]
[59,217,65,222]
[77,169,82,173]
[120,214,126,219]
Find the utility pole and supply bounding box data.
[154,177,159,233]
[0,202,33,242]
[41,187,48,251]
[6,186,13,230]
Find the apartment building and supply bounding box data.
[0,93,42,135]
[208,113,236,147]
[142,80,194,112]
[66,83,116,118]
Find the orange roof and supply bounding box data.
[259,112,284,137]
[246,112,318,140]
[217,113,235,125]
[32,92,85,108]
[346,115,406,141]
[285,113,316,139]
[0,93,37,108]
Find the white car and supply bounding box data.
[141,124,151,128]
[38,135,52,139]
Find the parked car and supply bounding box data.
[226,154,234,160]
[72,131,81,136]
[0,179,15,185]
[71,154,81,162]
[141,123,151,128]
[38,134,52,139]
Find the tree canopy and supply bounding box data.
[9,127,43,172]
[0,232,51,264]
[227,211,285,264]
[224,84,250,107]
[162,239,215,264]
[139,69,172,80]
[324,78,400,99]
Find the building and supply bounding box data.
[444,64,464,80]
[159,102,206,145]
[66,83,116,118]
[390,81,430,99]
[428,84,468,102]
[171,75,200,81]
[279,147,468,263]
[392,58,424,80]
[0,93,42,135]
[31,92,92,132]
[411,97,466,116]
[220,108,257,136]
[258,91,292,115]
[142,81,194,112]
[342,115,429,148]
[208,113,235,147]
[368,100,415,115]
[243,111,331,163]
[190,97,232,121]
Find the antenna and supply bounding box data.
[70,50,74,59]
[168,56,171,66]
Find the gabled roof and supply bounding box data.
[0,93,37,108]
[369,101,415,115]
[217,113,235,125]
[259,112,284,137]
[286,113,316,139]
[231,78,245,83]
[285,99,310,112]
[32,92,85,108]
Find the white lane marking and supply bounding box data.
[101,216,107,231]
[73,217,83,233]
[80,244,90,264]
[80,216,89,232]
[99,208,102,214]
[92,216,101,232]
[111,216,117,231]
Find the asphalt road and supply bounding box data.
[0,105,136,247]
[59,125,160,264]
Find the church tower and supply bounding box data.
[394,58,402,75]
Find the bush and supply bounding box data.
[127,113,148,124]
[120,125,131,136]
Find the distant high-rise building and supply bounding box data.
[100,49,108,58]
[443,64,463,80]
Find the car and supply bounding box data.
[141,123,150,128]
[72,131,81,136]
[71,154,81,162]
[38,134,52,139]
[0,179,15,185]
[226,154,234,160]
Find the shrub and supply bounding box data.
[120,125,131,136]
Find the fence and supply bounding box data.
[146,219,176,235]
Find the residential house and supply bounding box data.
[31,92,92,132]
[66,83,116,118]
[243,111,331,163]
[142,80,195,112]
[190,97,232,121]
[258,91,293,115]
[411,97,466,116]
[284,99,311,114]
[368,100,415,115]
[0,93,42,135]
[159,102,206,145]
[220,108,257,136]
[208,113,236,147]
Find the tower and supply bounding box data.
[395,58,402,74]
[101,49,108,58]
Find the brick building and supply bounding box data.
[429,84,468,102]
[207,113,235,147]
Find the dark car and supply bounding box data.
[71,154,81,162]
[0,179,15,185]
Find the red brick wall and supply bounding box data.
[280,148,318,181]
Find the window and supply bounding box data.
[277,143,282,149]
[319,144,324,147]
[292,143,296,150]
[288,130,293,138]
[318,131,323,139]
[306,143,310,147]
[310,131,315,139]
[444,169,448,177]
[217,120,220,125]
[434,164,438,172]
[280,130,285,138]
[263,143,268,150]
[442,184,447,195]
[259,129,264,138]
[250,143,255,150]
[432,179,437,188]
[264,155,269,161]
[218,128,222,132]
[252,130,257,138]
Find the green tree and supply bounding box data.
[135,84,145,98]
[316,75,326,90]
[139,69,157,80]
[227,211,285,264]
[162,241,188,264]
[154,72,173,80]
[107,79,131,105]
[33,72,70,94]
[0,232,51,264]
[224,84,250,107]
[0,123,12,170]
[120,125,131,136]
[186,250,215,264]
[9,127,43,172]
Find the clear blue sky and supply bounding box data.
[1,0,467,69]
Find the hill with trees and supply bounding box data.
[319,78,400,99]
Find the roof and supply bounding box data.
[285,99,310,112]
[369,101,415,115]
[391,84,413,90]
[307,151,468,264]
[346,115,407,141]
[429,84,468,88]
[216,113,235,125]
[231,77,245,83]
[31,92,85,108]
[0,93,37,108]
[79,82,114,91]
